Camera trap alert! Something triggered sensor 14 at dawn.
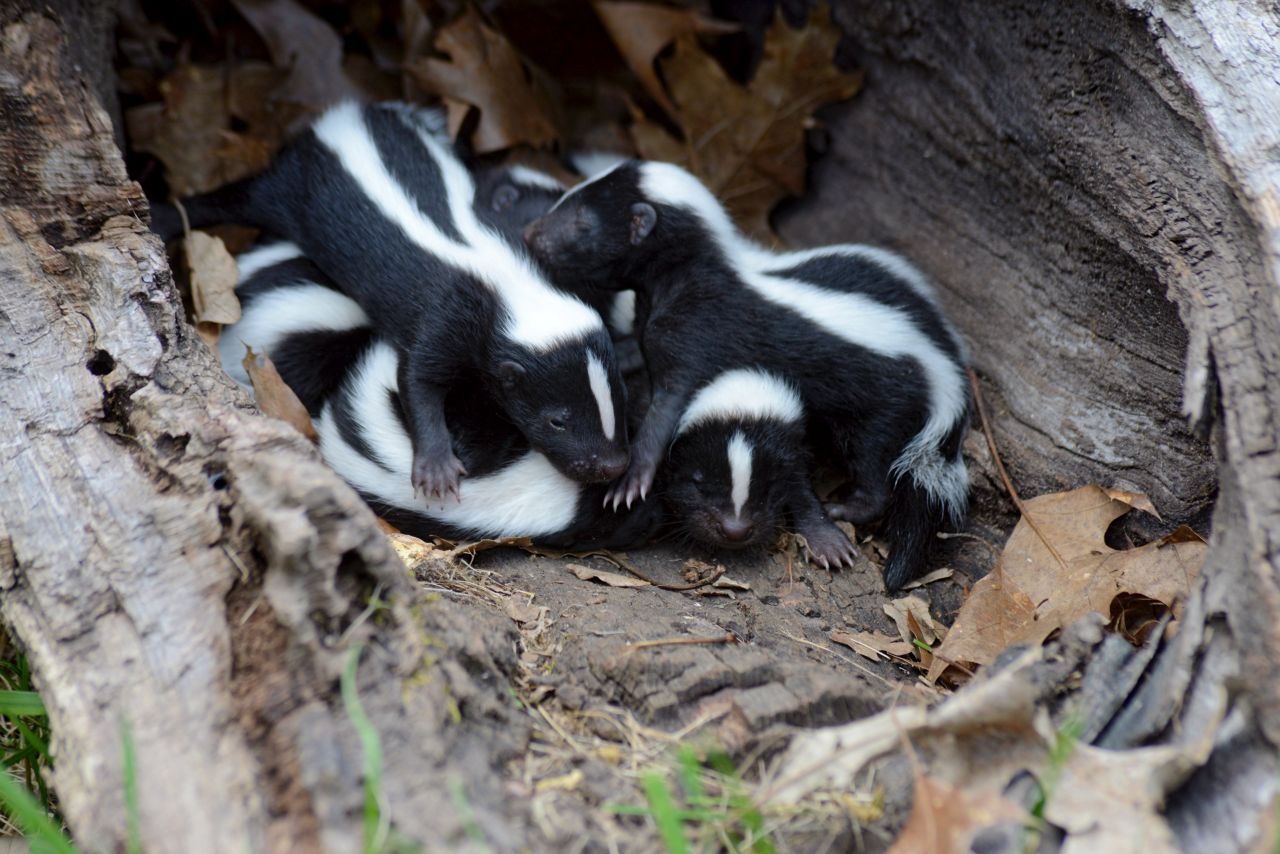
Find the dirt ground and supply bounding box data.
[390,431,1018,851]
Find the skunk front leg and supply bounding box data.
[604,382,690,510]
[789,482,859,570]
[398,350,468,502]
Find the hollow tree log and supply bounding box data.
[778,0,1280,843]
[1,0,1278,850]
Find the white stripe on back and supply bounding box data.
[677,369,803,435]
[727,432,752,518]
[311,102,602,350]
[314,342,581,536]
[639,162,969,513]
[218,282,369,390]
[586,351,616,441]
[234,242,303,280]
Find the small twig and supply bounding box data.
[624,633,737,652]
[530,544,727,591]
[968,369,1068,572]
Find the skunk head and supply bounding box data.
[523,160,734,289]
[491,334,630,484]
[662,370,806,552]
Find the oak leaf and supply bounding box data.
[627,4,862,237]
[890,776,1026,854]
[241,346,318,442]
[927,486,1206,682]
[406,7,558,153]
[185,231,241,327]
[593,2,737,117]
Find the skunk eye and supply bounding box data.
[548,416,568,431]
[691,470,705,484]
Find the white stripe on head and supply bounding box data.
[586,351,615,440]
[505,165,566,192]
[218,283,369,389]
[315,342,580,537]
[311,102,601,350]
[676,369,804,435]
[727,432,752,518]
[569,150,630,179]
[547,161,627,213]
[235,242,303,281]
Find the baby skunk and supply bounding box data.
[220,242,660,550]
[473,158,642,373]
[155,101,630,502]
[663,369,857,566]
[523,161,970,590]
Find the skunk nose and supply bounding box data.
[716,517,755,543]
[522,222,541,249]
[598,453,629,481]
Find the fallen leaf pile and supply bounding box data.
[927,485,1206,683]
[121,0,860,238]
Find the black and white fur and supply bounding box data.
[156,101,630,501]
[663,369,858,565]
[523,161,970,589]
[220,243,660,550]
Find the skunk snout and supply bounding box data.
[715,515,755,544]
[568,451,629,483]
[522,221,545,254]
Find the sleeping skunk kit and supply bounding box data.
[165,97,971,590]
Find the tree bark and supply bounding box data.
[778,0,1280,843]
[2,0,1279,850]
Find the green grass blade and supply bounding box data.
[342,645,386,854]
[642,772,689,854]
[0,690,47,718]
[0,773,75,854]
[121,718,142,854]
[675,747,709,806]
[11,715,51,763]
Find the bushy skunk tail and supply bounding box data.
[148,176,261,241]
[881,423,969,592]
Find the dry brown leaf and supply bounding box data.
[901,567,955,590]
[446,536,536,560]
[593,2,737,117]
[126,62,298,195]
[406,7,558,153]
[883,596,945,647]
[831,629,912,661]
[231,0,360,113]
[185,231,241,326]
[567,564,649,588]
[927,485,1207,682]
[889,776,1026,854]
[503,597,546,625]
[1104,486,1162,520]
[387,531,435,566]
[241,346,318,442]
[629,4,862,237]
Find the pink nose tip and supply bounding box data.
[716,517,754,543]
[600,461,628,481]
[522,222,539,247]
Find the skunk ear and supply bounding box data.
[492,184,519,212]
[629,202,657,245]
[497,360,526,389]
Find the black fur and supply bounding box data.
[152,102,630,498]
[231,251,660,551]
[661,416,857,566]
[524,162,970,588]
